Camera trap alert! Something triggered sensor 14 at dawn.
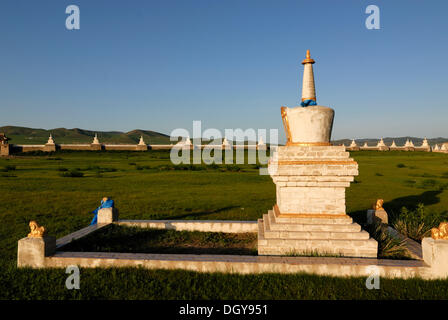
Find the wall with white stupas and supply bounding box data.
[345,139,441,152]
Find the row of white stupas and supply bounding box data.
[45,134,266,148]
[175,137,266,148]
[45,134,147,145]
[346,138,448,152]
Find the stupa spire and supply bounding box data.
[301,50,317,107]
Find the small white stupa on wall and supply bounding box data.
[175,136,192,147]
[44,133,56,151]
[257,136,267,150]
[46,134,55,145]
[376,138,389,151]
[136,135,148,151]
[92,134,100,145]
[404,139,410,147]
[347,139,359,151]
[377,138,385,146]
[441,143,448,152]
[222,137,231,149]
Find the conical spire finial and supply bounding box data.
[302,50,315,65]
[301,49,317,106]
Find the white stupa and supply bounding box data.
[377,138,386,147]
[441,143,448,151]
[433,144,440,151]
[258,137,265,146]
[46,134,55,145]
[421,138,429,147]
[280,50,334,145]
[390,140,397,148]
[176,136,192,146]
[222,138,231,149]
[362,142,368,148]
[138,136,146,146]
[408,140,415,147]
[350,139,357,147]
[404,139,410,147]
[92,133,100,144]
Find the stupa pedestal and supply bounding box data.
[258,145,377,257]
[258,50,377,258]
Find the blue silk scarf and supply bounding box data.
[300,99,317,107]
[90,198,114,225]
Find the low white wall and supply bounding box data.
[116,220,258,233]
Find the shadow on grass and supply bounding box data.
[384,190,442,219]
[60,225,258,256]
[349,190,443,226]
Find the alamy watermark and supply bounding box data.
[365,265,380,289]
[65,5,80,30]
[65,265,80,290]
[169,121,278,175]
[365,5,380,30]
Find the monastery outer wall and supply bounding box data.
[6,143,444,154]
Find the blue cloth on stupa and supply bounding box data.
[300,99,317,107]
[90,198,114,225]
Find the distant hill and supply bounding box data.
[0,126,173,145]
[332,137,448,147]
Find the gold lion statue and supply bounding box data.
[28,221,46,238]
[373,199,384,210]
[431,222,448,240]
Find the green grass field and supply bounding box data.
[1,150,448,299]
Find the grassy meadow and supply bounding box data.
[1,149,448,299]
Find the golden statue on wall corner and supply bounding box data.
[28,221,46,238]
[431,222,448,240]
[373,199,384,210]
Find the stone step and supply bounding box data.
[262,215,368,240]
[270,210,353,225]
[258,238,378,252]
[257,220,378,258]
[266,212,361,232]
[258,220,377,248]
[258,236,378,250]
[258,245,378,258]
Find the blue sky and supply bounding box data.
[0,0,447,142]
